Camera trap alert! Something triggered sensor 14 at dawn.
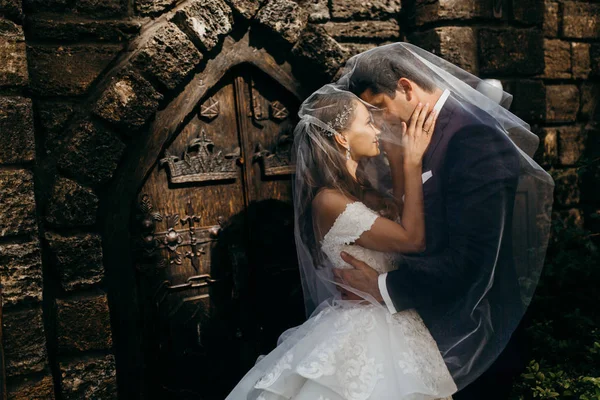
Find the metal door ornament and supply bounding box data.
[159,129,241,184]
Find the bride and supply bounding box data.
[225,85,458,400]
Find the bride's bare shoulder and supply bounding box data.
[312,189,357,212]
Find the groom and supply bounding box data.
[334,47,525,400]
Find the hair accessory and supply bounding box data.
[326,104,354,134]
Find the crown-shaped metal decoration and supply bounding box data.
[159,128,240,184]
[325,104,354,136]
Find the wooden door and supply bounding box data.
[130,65,305,399]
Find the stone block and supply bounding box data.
[478,28,544,75]
[305,0,329,22]
[540,39,571,79]
[291,24,349,80]
[580,83,599,121]
[0,0,22,21]
[557,125,586,166]
[37,101,75,155]
[505,80,546,122]
[23,0,68,12]
[28,44,122,96]
[135,0,177,15]
[255,0,309,45]
[512,0,543,25]
[0,96,35,164]
[57,294,113,353]
[45,231,105,292]
[45,176,99,228]
[132,23,202,91]
[562,1,600,39]
[225,0,264,19]
[323,20,400,41]
[572,42,591,80]
[552,168,580,206]
[57,119,125,186]
[38,101,74,136]
[0,169,37,237]
[0,240,42,307]
[592,44,600,77]
[3,306,48,377]
[414,0,493,26]
[544,126,585,166]
[93,70,163,132]
[341,42,383,57]
[536,127,558,167]
[543,1,559,37]
[25,13,142,42]
[410,27,477,74]
[6,374,55,400]
[171,0,233,52]
[75,0,126,17]
[0,19,28,88]
[545,85,579,123]
[331,0,400,20]
[59,354,117,399]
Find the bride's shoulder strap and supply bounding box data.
[312,189,379,244]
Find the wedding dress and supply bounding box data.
[226,202,457,400]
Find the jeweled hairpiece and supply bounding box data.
[324,104,354,136]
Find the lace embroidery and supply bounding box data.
[386,309,454,393]
[320,202,378,270]
[297,307,384,400]
[254,351,293,389]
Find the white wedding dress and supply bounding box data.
[226,202,457,400]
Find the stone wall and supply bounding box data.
[0,0,597,398]
[0,2,57,398]
[1,0,128,397]
[403,2,599,234]
[537,0,599,233]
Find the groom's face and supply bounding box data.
[359,88,415,128]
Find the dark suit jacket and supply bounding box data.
[385,95,523,389]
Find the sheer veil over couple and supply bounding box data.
[225,43,554,400]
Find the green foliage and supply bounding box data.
[511,216,600,399]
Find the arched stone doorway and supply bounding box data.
[101,33,310,399]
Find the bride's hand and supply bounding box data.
[402,102,438,168]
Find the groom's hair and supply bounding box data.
[347,46,437,98]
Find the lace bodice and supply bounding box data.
[320,202,394,274]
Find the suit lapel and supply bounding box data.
[422,95,457,168]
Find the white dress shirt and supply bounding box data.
[377,89,451,314]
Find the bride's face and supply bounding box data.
[343,101,381,159]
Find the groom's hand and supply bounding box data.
[333,251,384,302]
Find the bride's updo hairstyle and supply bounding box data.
[292,88,399,265]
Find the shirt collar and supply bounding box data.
[433,89,450,114]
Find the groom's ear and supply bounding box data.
[397,78,413,101]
